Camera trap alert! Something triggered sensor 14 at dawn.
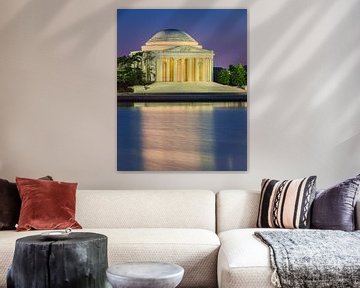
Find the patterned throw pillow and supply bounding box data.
[257,176,316,229]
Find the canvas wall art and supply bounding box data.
[117,9,247,171]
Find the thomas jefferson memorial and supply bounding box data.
[132,29,214,83]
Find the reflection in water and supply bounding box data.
[117,108,143,170]
[117,103,247,171]
[141,106,214,170]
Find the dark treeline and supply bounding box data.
[117,54,144,93]
[117,52,155,93]
[213,65,247,88]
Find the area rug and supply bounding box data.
[255,230,360,288]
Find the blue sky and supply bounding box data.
[117,9,247,68]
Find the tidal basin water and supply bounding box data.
[117,103,247,171]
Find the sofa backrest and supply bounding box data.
[216,190,260,233]
[217,190,360,232]
[76,190,216,231]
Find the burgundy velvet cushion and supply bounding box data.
[16,177,82,231]
[311,174,360,231]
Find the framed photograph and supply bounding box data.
[117,9,247,171]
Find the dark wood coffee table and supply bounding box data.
[7,232,108,288]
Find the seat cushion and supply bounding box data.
[103,228,219,288]
[0,228,220,288]
[218,228,280,288]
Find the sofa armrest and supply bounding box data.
[356,200,360,230]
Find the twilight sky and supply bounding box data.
[117,9,247,68]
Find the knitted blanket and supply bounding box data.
[255,230,360,288]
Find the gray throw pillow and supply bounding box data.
[311,174,360,231]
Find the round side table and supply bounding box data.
[7,232,108,288]
[106,262,184,288]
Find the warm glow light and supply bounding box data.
[140,106,215,170]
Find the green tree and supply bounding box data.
[137,51,156,84]
[229,64,247,87]
[117,53,145,92]
[217,68,230,85]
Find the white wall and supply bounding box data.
[0,0,359,190]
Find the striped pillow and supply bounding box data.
[257,176,316,229]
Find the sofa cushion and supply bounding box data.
[257,177,316,229]
[76,190,216,231]
[0,179,20,230]
[0,228,220,288]
[216,190,260,233]
[16,177,82,231]
[0,176,53,230]
[105,228,219,288]
[311,174,360,231]
[218,228,277,288]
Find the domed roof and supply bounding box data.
[147,29,197,43]
[141,29,203,52]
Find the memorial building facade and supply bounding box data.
[131,29,214,83]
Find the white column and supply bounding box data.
[205,58,207,82]
[187,58,191,82]
[207,58,211,81]
[182,58,186,81]
[205,58,208,81]
[179,59,183,82]
[204,58,208,81]
[210,58,213,82]
[156,58,161,82]
[166,58,170,82]
[201,58,204,81]
[194,58,199,82]
[174,57,178,82]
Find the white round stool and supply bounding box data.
[106,262,184,288]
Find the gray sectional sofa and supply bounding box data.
[0,189,359,288]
